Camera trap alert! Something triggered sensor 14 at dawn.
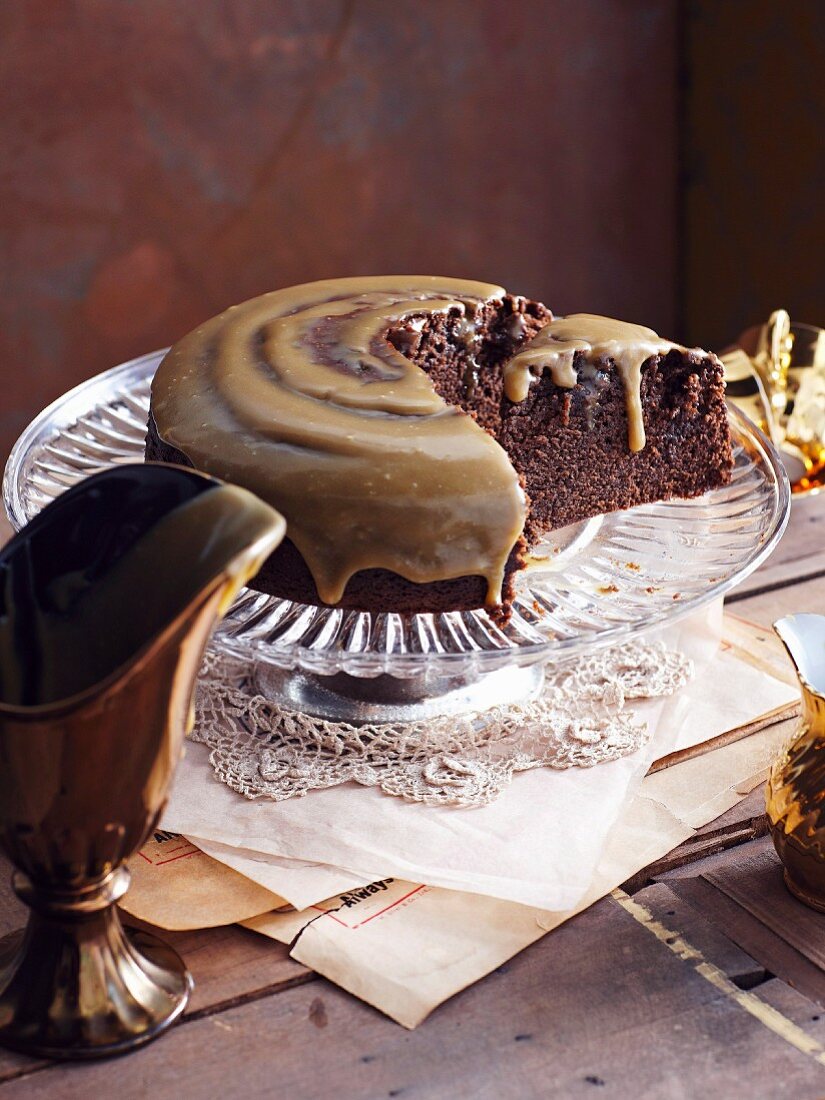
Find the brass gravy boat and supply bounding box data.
[0,464,284,1059]
[767,614,825,910]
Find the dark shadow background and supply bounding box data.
[1,0,822,461]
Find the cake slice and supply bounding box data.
[497,314,733,546]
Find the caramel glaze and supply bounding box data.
[151,277,528,607]
[503,314,696,452]
[0,465,285,706]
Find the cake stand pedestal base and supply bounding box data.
[252,661,545,723]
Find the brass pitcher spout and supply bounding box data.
[0,464,285,1059]
[767,614,825,911]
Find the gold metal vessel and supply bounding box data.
[0,464,284,1059]
[722,312,825,495]
[766,614,825,910]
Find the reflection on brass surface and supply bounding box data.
[767,615,825,911]
[721,312,825,495]
[0,464,284,1059]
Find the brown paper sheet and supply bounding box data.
[121,830,286,930]
[247,881,549,1029]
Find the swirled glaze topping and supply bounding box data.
[151,276,527,606]
[504,314,686,452]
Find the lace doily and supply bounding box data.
[191,641,692,808]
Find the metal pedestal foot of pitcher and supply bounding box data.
[0,867,192,1060]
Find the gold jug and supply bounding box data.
[721,312,825,494]
[766,614,825,910]
[0,464,284,1059]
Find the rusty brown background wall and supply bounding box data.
[0,0,678,462]
[683,1,825,348]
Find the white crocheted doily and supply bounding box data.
[191,641,692,809]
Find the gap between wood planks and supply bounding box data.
[726,562,825,606]
[620,816,770,894]
[612,888,825,1069]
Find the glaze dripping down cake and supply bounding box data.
[145,276,733,617]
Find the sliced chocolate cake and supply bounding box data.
[145,276,732,617]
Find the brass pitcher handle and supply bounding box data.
[755,308,792,415]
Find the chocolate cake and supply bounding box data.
[145,276,733,617]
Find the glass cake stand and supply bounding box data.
[3,350,791,722]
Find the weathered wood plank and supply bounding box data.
[727,573,825,626]
[685,1,825,350]
[6,891,825,1098]
[632,881,767,989]
[705,845,825,973]
[661,835,825,1010]
[732,494,825,598]
[0,789,788,1086]
[659,832,780,885]
[124,918,314,1017]
[670,873,825,1011]
[758,978,825,1031]
[0,1055,40,1087]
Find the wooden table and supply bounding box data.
[1,494,825,1098]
